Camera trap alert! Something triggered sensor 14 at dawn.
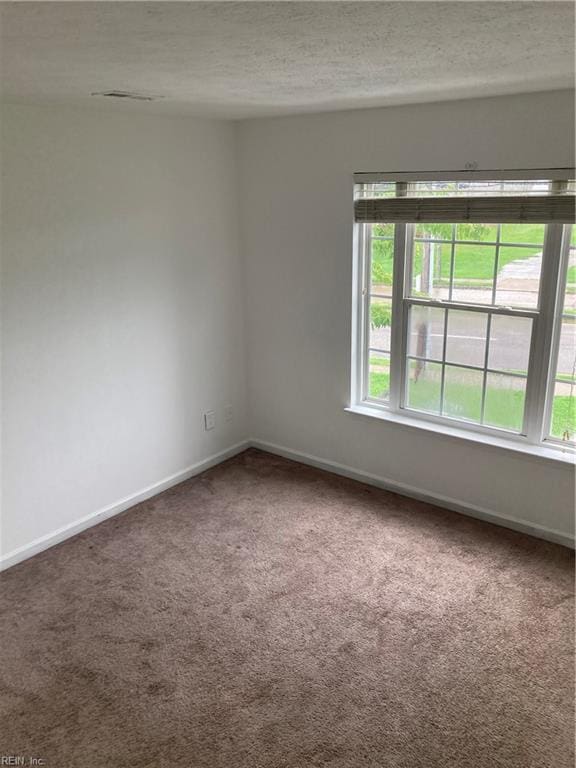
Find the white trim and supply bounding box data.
[361,222,372,402]
[345,403,575,465]
[250,438,575,549]
[405,297,538,318]
[389,209,408,409]
[541,225,573,441]
[350,220,363,405]
[0,440,250,572]
[525,223,566,441]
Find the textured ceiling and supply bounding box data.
[1,1,574,119]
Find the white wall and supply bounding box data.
[1,105,247,560]
[239,90,576,543]
[2,91,574,566]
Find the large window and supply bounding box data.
[352,171,575,452]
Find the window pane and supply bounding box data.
[443,366,483,423]
[410,182,461,197]
[370,227,394,297]
[495,247,542,309]
[411,238,449,298]
[484,373,526,433]
[357,183,395,198]
[568,231,576,294]
[407,181,551,197]
[445,310,487,368]
[500,223,545,245]
[410,222,547,308]
[415,223,453,241]
[368,351,390,402]
[494,225,544,308]
[550,380,576,442]
[373,223,394,237]
[369,298,392,352]
[456,223,498,242]
[408,306,445,361]
[406,360,442,414]
[488,315,533,375]
[451,243,496,303]
[550,316,576,442]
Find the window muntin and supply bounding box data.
[409,223,544,308]
[400,304,532,433]
[368,351,391,402]
[355,174,575,450]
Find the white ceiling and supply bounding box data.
[1,1,574,120]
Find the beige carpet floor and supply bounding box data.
[0,448,574,768]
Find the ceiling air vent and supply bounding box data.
[91,91,160,101]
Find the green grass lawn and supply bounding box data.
[551,395,576,440]
[369,366,574,439]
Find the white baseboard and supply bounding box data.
[2,435,572,572]
[0,440,250,572]
[249,439,575,549]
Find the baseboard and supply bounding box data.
[0,440,250,572]
[249,439,575,549]
[2,435,572,572]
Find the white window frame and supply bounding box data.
[350,169,575,458]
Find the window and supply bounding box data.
[352,171,576,453]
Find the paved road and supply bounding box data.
[499,253,542,281]
[371,311,575,378]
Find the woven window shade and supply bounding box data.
[354,195,576,224]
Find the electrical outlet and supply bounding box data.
[224,404,233,423]
[204,411,216,431]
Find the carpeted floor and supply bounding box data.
[0,448,574,768]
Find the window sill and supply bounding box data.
[345,404,576,466]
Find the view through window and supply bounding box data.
[354,176,575,448]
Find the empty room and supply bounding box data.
[1,2,575,766]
